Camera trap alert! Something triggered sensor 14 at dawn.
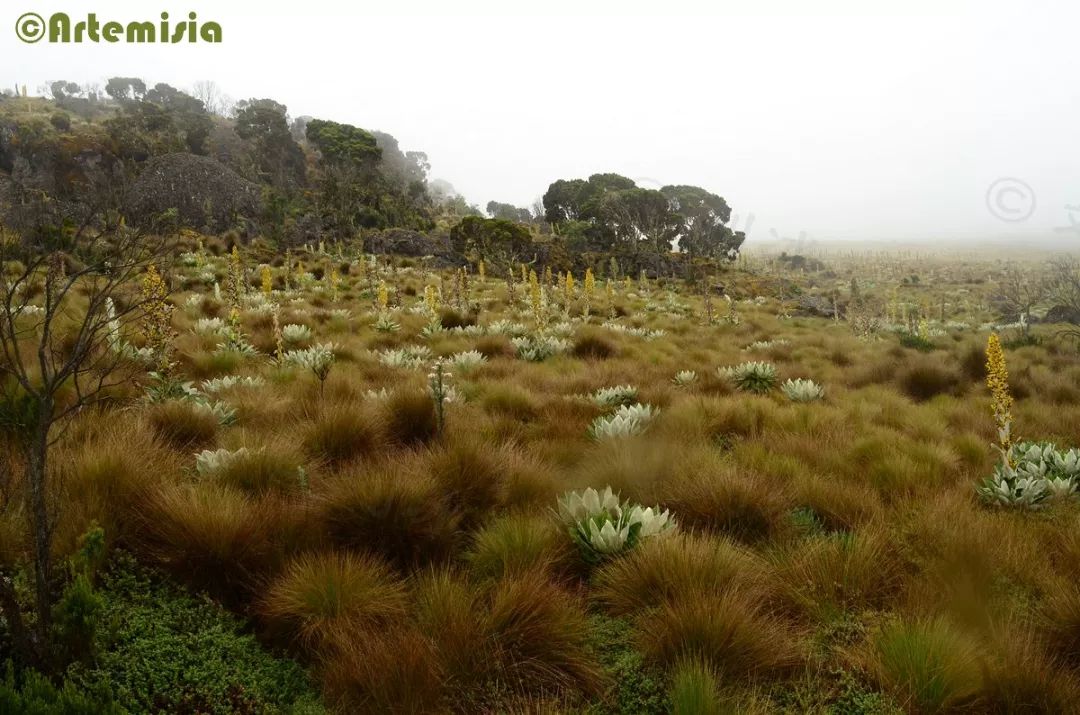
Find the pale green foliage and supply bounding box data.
[781,378,825,402]
[588,403,659,440]
[373,313,401,333]
[717,361,778,394]
[978,441,1080,509]
[448,350,487,372]
[281,324,313,344]
[671,370,698,388]
[201,376,265,393]
[282,343,337,383]
[512,335,570,362]
[556,487,676,562]
[590,385,639,409]
[195,447,250,477]
[378,345,432,369]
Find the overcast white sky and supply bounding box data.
[4,0,1079,243]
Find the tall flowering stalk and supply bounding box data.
[377,280,389,312]
[424,284,439,314]
[528,269,541,322]
[564,271,575,308]
[428,359,450,433]
[986,332,1014,464]
[478,259,486,281]
[584,268,595,317]
[328,267,340,302]
[272,307,284,363]
[140,264,174,373]
[261,265,272,297]
[227,245,244,312]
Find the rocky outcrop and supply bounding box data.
[127,153,261,233]
[1044,305,1080,325]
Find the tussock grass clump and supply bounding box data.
[480,383,541,422]
[659,468,790,543]
[1041,581,1080,668]
[898,359,962,402]
[381,390,439,446]
[639,589,801,680]
[136,484,285,599]
[318,467,459,571]
[321,625,444,714]
[466,513,570,580]
[980,620,1080,713]
[864,617,983,713]
[594,532,766,616]
[484,571,604,697]
[68,420,179,536]
[302,402,383,464]
[147,400,219,448]
[572,330,618,359]
[473,334,515,359]
[411,569,602,706]
[424,438,509,527]
[262,551,407,647]
[210,445,307,495]
[774,528,902,617]
[670,657,723,715]
[789,473,883,531]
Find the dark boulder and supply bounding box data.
[367,228,446,257]
[794,294,837,318]
[1044,305,1080,325]
[127,153,261,233]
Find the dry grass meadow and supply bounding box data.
[6,236,1080,713]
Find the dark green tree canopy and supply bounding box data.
[142,84,211,154]
[306,119,381,167]
[486,201,533,223]
[450,216,533,265]
[234,99,306,188]
[542,173,743,260]
[104,77,146,102]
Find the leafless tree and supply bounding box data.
[994,265,1048,337]
[0,190,173,668]
[192,79,231,116]
[1047,257,1080,343]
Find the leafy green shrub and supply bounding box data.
[898,331,935,351]
[0,663,123,715]
[65,553,325,714]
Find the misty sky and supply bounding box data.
[5,0,1079,243]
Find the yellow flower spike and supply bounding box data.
[378,281,389,312]
[986,332,1015,461]
[261,265,272,297]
